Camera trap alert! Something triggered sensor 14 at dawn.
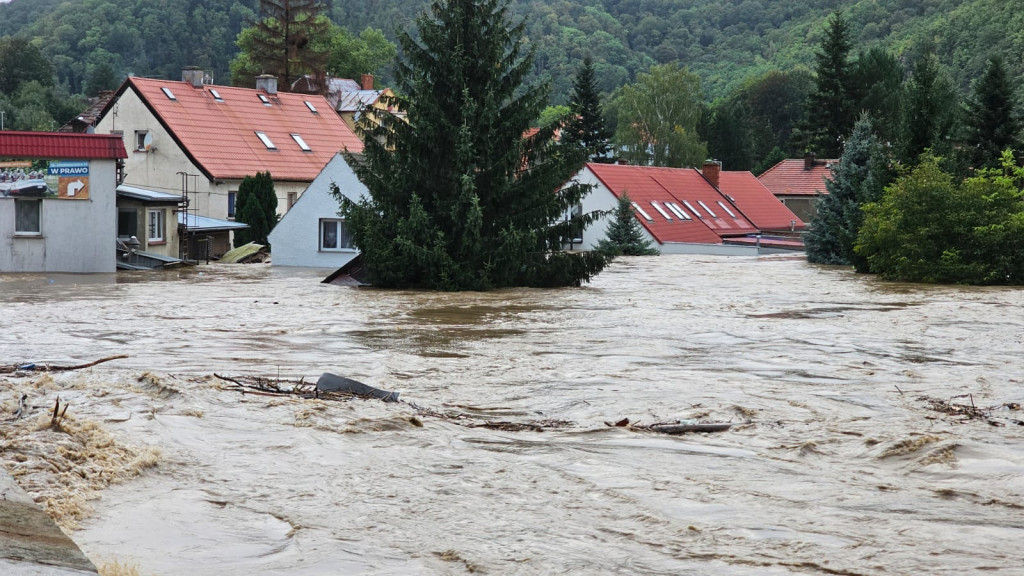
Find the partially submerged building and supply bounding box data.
[93,69,363,257]
[268,153,367,268]
[0,131,126,273]
[571,162,805,255]
[757,154,836,222]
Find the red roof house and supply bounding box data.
[757,155,836,222]
[93,69,363,224]
[571,162,804,255]
[716,171,805,232]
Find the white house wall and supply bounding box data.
[268,153,367,268]
[0,159,117,273]
[574,168,660,252]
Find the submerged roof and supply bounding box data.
[758,158,836,196]
[717,171,805,231]
[0,131,127,160]
[101,77,362,182]
[586,163,757,245]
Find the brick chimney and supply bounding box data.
[256,74,278,95]
[702,160,721,188]
[182,66,204,88]
[360,74,374,90]
[804,152,816,170]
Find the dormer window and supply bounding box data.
[258,93,271,105]
[304,101,318,114]
[291,134,311,151]
[210,89,223,102]
[161,87,176,101]
[255,131,276,150]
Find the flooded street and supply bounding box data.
[1,256,1023,575]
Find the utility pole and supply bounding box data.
[1,111,5,130]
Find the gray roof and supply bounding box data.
[336,90,384,112]
[178,212,249,232]
[117,184,185,205]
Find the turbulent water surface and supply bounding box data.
[1,256,1022,575]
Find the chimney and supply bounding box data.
[182,66,204,88]
[702,160,721,189]
[256,74,278,95]
[804,152,816,171]
[360,74,374,90]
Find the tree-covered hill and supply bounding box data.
[2,0,1022,103]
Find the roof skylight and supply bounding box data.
[255,131,276,150]
[666,202,691,220]
[304,101,318,114]
[631,202,653,221]
[161,87,176,101]
[697,201,718,218]
[291,133,311,151]
[258,93,271,105]
[210,89,223,102]
[682,200,703,219]
[650,201,672,221]
[717,201,738,218]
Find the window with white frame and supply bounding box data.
[320,219,354,251]
[148,209,165,242]
[14,199,41,235]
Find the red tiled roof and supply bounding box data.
[586,163,757,245]
[718,171,805,231]
[757,158,835,196]
[0,131,127,160]
[109,77,362,181]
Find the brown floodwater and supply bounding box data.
[1,256,1022,575]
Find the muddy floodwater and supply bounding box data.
[1,256,1023,575]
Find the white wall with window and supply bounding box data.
[269,153,368,268]
[1,158,118,273]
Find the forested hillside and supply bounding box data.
[4,0,1022,100]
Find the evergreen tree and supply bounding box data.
[963,56,1020,169]
[706,98,755,171]
[899,51,959,165]
[805,114,890,270]
[595,193,659,257]
[850,47,903,146]
[805,12,855,158]
[231,0,332,90]
[339,0,608,290]
[233,171,278,248]
[563,57,613,163]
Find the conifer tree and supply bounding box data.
[805,12,855,158]
[232,0,332,90]
[234,171,278,248]
[805,114,890,270]
[564,57,613,163]
[964,56,1020,169]
[340,0,608,290]
[899,51,958,165]
[595,193,659,257]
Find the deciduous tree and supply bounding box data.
[613,62,706,167]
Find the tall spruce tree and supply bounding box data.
[339,0,608,290]
[964,56,1020,169]
[564,57,613,163]
[805,114,890,270]
[234,171,278,248]
[805,12,855,158]
[232,0,332,90]
[595,193,659,257]
[899,51,959,165]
